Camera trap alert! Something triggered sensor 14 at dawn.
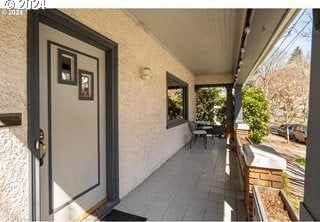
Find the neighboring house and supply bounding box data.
[0,9,319,221]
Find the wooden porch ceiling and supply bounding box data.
[126,9,298,84]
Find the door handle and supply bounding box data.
[39,128,47,166]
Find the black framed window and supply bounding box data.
[167,72,188,128]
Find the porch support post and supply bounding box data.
[234,84,244,123]
[300,9,320,221]
[226,85,234,122]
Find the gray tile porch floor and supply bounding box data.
[114,138,246,221]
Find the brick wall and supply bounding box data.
[244,165,283,220]
[235,128,285,220]
[235,129,251,145]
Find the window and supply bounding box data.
[167,72,188,128]
[79,69,94,100]
[58,48,77,85]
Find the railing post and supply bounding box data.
[226,85,234,122]
[225,85,235,145]
[234,84,244,123]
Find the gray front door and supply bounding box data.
[39,22,107,220]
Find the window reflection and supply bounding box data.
[168,86,184,120]
[61,56,72,81]
[81,75,90,97]
[79,70,94,100]
[167,73,188,128]
[57,48,77,85]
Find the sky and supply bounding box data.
[273,9,312,56]
[294,9,313,53]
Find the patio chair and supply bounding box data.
[197,125,213,138]
[188,121,207,149]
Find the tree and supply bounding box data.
[267,68,308,126]
[196,87,226,123]
[249,50,287,99]
[242,85,269,144]
[287,48,310,124]
[253,47,310,141]
[249,17,311,142]
[287,46,303,66]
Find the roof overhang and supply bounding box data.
[237,9,299,84]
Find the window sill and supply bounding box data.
[167,119,188,129]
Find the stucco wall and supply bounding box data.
[62,9,195,198]
[0,13,30,220]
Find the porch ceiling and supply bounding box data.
[126,9,298,84]
[127,9,245,76]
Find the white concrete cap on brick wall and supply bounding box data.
[234,123,250,130]
[243,144,287,170]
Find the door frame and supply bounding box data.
[27,10,119,220]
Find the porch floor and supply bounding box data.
[114,138,246,221]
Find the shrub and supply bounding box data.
[196,87,226,124]
[242,85,269,144]
[296,158,306,166]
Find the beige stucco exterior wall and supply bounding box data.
[62,9,196,198]
[195,73,233,85]
[0,13,30,220]
[0,9,195,220]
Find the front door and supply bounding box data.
[39,22,106,220]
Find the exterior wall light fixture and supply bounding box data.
[245,26,251,34]
[141,67,152,80]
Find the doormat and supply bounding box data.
[101,209,147,221]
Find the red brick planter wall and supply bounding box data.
[244,166,283,220]
[235,128,285,220]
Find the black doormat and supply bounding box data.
[101,209,147,221]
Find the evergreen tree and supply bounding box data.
[287,46,303,67]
